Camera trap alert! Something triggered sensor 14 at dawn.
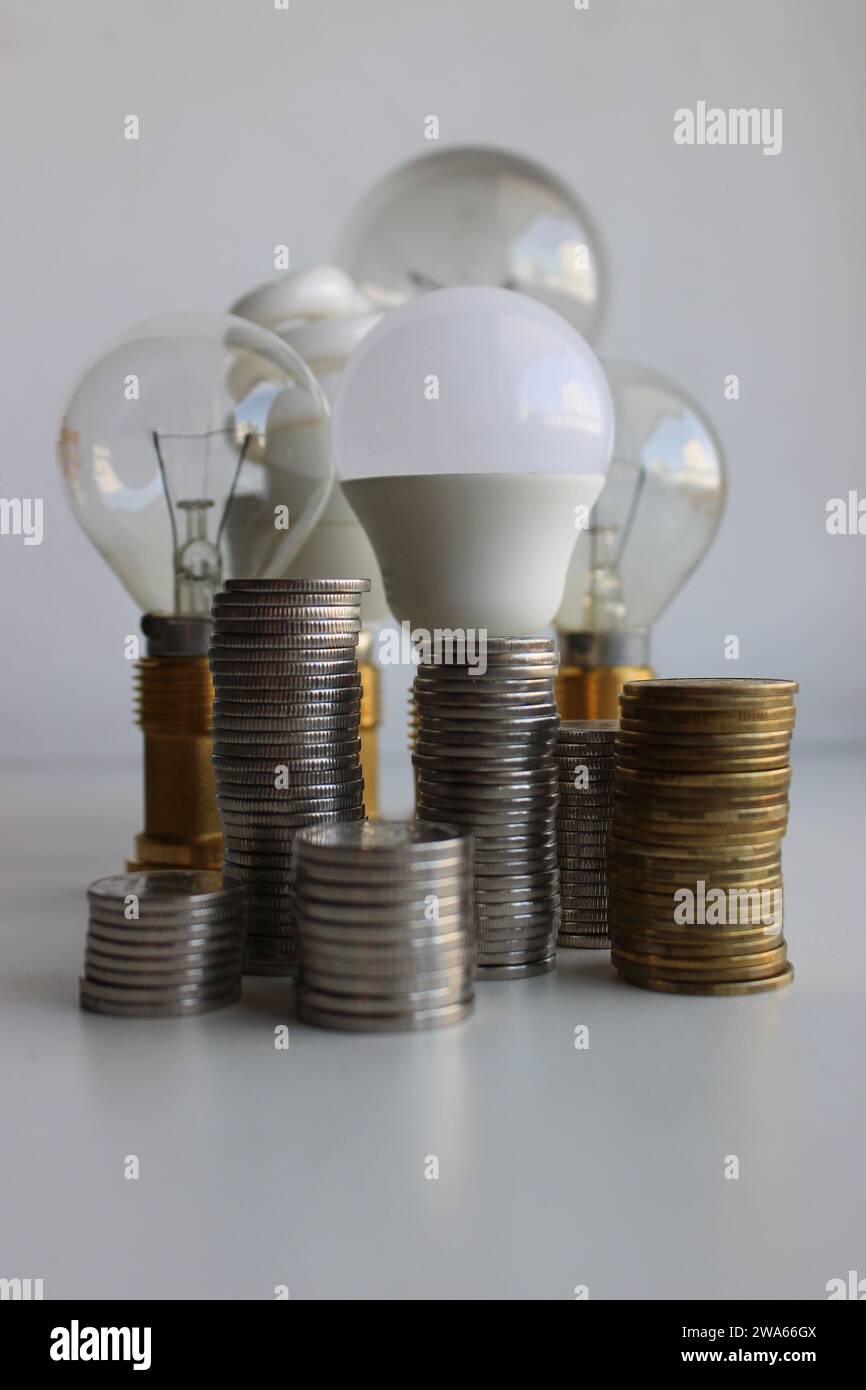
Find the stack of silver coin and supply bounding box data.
[294,821,476,1031]
[80,871,247,1017]
[555,720,617,949]
[209,578,369,975]
[413,637,561,980]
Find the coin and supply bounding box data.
[475,956,556,980]
[612,963,795,994]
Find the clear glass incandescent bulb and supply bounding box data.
[337,146,607,342]
[229,267,389,622]
[331,287,614,636]
[57,312,333,618]
[555,359,726,665]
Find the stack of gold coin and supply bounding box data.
[608,678,797,996]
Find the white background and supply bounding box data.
[1,0,864,771]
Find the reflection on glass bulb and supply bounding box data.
[337,146,607,342]
[556,359,726,645]
[57,312,333,617]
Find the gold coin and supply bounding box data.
[614,960,795,995]
[609,909,784,937]
[608,828,783,861]
[619,717,795,739]
[614,939,789,973]
[615,728,792,749]
[610,913,783,942]
[610,926,784,956]
[609,824,786,848]
[609,878,783,907]
[620,678,799,701]
[608,872,783,898]
[614,764,792,789]
[614,752,791,774]
[611,793,789,820]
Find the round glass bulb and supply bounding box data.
[332,287,613,634]
[556,359,726,636]
[58,312,332,616]
[337,145,607,342]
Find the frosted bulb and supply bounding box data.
[331,287,613,634]
[57,312,332,616]
[555,359,726,639]
[337,145,607,341]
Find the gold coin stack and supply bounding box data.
[608,678,797,996]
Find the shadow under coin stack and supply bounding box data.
[80,871,247,1016]
[413,637,560,980]
[608,678,797,996]
[555,720,617,948]
[209,579,369,975]
[293,821,476,1031]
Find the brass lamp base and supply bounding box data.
[357,631,380,819]
[555,664,654,721]
[127,616,223,872]
[554,632,653,722]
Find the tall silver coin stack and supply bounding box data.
[413,636,561,980]
[294,821,476,1032]
[555,720,617,949]
[209,578,369,975]
[80,871,247,1017]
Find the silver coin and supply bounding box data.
[86,898,244,927]
[475,910,557,931]
[414,761,561,783]
[216,779,364,801]
[296,920,471,948]
[558,933,610,949]
[295,907,471,935]
[295,819,469,855]
[476,922,557,946]
[413,677,555,696]
[79,973,236,1003]
[213,753,363,773]
[299,938,475,969]
[84,956,241,989]
[298,983,473,1017]
[80,984,241,1017]
[223,577,371,592]
[213,698,363,719]
[300,963,471,997]
[219,814,364,838]
[215,776,365,800]
[475,955,556,978]
[213,717,360,738]
[209,658,359,675]
[85,927,243,956]
[88,871,245,910]
[213,730,362,750]
[218,787,363,808]
[297,997,472,1033]
[559,719,619,736]
[294,882,469,912]
[212,598,362,615]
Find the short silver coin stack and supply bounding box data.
[413,636,561,980]
[209,578,369,975]
[294,821,476,1031]
[555,720,617,948]
[80,871,247,1016]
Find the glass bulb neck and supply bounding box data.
[556,629,650,669]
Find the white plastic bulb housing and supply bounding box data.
[331,287,613,634]
[337,145,607,341]
[57,312,332,616]
[555,359,726,636]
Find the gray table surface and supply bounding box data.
[1,746,863,1301]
